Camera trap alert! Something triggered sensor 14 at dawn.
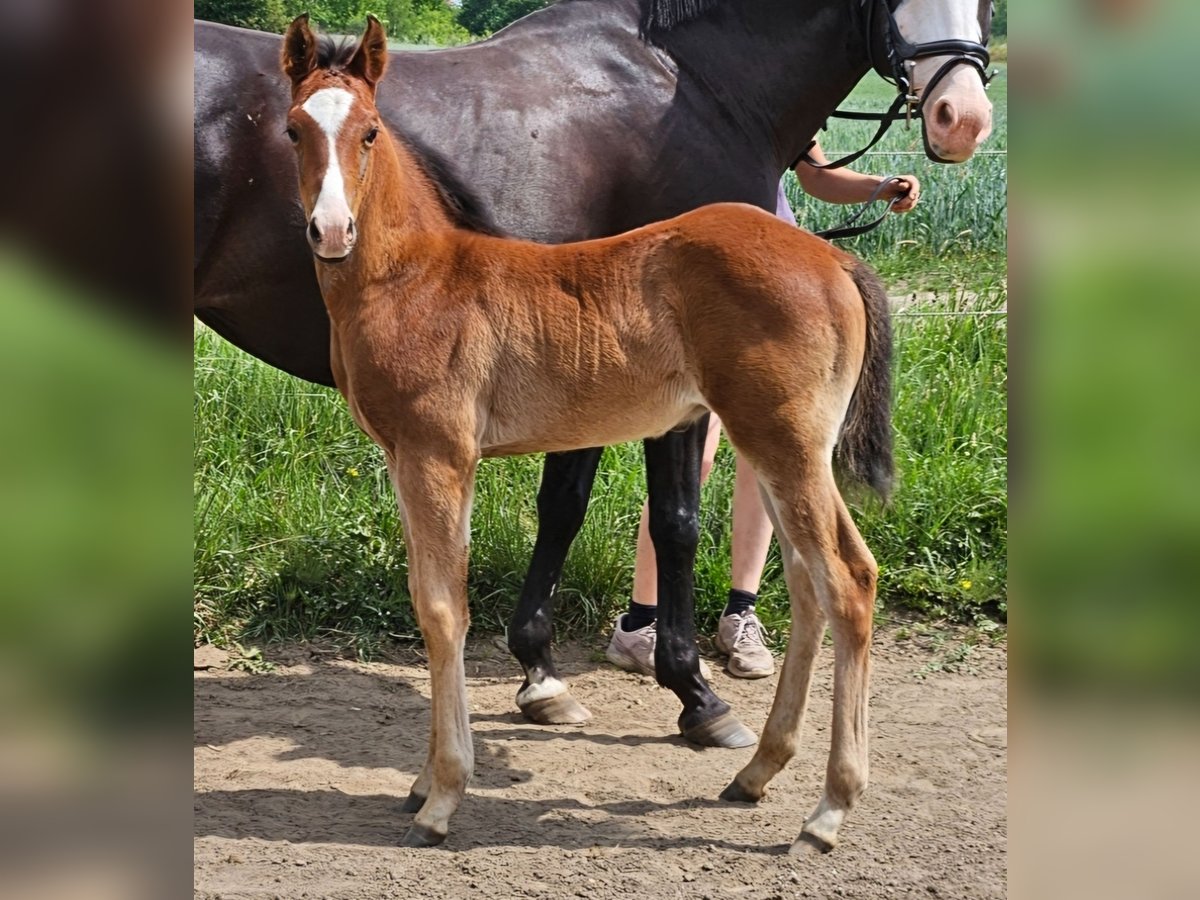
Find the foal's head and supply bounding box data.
[281,14,388,261]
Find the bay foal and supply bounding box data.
[282,16,893,853]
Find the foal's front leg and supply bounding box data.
[508,448,603,724]
[645,418,755,748]
[389,446,478,847]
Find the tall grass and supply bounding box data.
[194,64,1007,655]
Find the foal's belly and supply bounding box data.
[479,384,708,457]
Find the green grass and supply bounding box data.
[194,61,1007,657]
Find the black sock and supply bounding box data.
[723,589,757,618]
[622,600,658,631]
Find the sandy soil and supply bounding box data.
[194,631,1006,899]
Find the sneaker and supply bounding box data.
[605,615,713,678]
[605,614,657,675]
[715,610,775,679]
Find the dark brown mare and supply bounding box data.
[282,14,893,851]
[196,0,994,746]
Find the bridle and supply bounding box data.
[801,0,995,171]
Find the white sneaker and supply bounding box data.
[605,614,657,676]
[605,614,713,679]
[715,610,775,678]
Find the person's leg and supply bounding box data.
[716,442,777,678]
[711,182,797,677]
[730,452,774,596]
[606,415,722,674]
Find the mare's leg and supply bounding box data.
[508,448,603,724]
[645,416,755,748]
[388,446,478,847]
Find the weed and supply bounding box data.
[226,643,276,674]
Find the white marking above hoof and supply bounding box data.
[516,676,568,706]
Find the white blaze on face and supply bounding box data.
[893,0,993,160]
[302,87,357,249]
[893,0,982,90]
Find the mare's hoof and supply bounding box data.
[399,791,427,814]
[680,711,757,748]
[788,830,835,856]
[520,692,592,725]
[719,778,761,804]
[400,824,446,848]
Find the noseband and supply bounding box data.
[802,0,995,170]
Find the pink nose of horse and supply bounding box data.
[307,215,357,259]
[925,95,992,163]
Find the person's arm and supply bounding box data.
[793,140,921,213]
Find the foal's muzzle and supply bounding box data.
[307,214,357,260]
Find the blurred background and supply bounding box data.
[0,1,191,897]
[1014,1,1200,897]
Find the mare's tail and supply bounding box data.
[834,259,894,499]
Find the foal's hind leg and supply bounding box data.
[721,478,826,801]
[753,473,876,855]
[508,448,603,725]
[645,419,755,748]
[388,446,478,847]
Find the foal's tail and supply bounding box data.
[835,259,894,499]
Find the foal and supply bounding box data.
[281,15,893,854]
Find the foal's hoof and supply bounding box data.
[399,790,427,814]
[680,711,757,748]
[719,778,761,804]
[400,824,447,848]
[520,692,592,725]
[788,830,835,857]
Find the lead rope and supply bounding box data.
[813,175,907,242]
[790,94,912,173]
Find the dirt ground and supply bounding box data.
[194,630,1007,899]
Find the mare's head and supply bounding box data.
[892,0,995,161]
[281,14,388,261]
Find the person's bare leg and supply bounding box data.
[716,454,777,678]
[631,504,658,607]
[730,452,774,594]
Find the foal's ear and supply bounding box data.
[347,15,388,90]
[282,14,318,88]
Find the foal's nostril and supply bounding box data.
[308,219,322,244]
[347,218,357,240]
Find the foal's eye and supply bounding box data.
[285,126,299,144]
[364,127,379,146]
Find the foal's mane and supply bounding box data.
[314,34,358,69]
[393,131,507,238]
[310,35,505,237]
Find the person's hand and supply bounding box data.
[887,175,921,213]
